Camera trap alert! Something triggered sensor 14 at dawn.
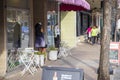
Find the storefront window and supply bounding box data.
[81,14,88,34]
[47,11,59,47]
[76,11,81,36]
[7,8,30,71]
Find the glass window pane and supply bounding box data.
[7,8,30,71]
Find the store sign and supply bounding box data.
[109,42,120,65]
[110,43,119,49]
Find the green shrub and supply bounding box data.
[34,51,46,57]
[48,46,58,51]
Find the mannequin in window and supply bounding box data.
[13,22,21,48]
[54,23,60,48]
[35,22,46,53]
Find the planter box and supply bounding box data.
[34,54,44,66]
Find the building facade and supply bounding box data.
[0,0,58,76]
[0,0,90,76]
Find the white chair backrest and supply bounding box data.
[17,48,24,54]
[25,47,34,53]
[20,48,34,63]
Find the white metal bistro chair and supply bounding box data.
[8,49,16,69]
[19,47,37,75]
[57,41,72,58]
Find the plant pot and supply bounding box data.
[34,54,40,66]
[40,55,44,66]
[49,50,58,60]
[34,54,45,66]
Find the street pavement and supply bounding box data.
[3,42,119,80]
[113,67,120,80]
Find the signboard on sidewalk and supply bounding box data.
[109,42,120,65]
[42,66,84,80]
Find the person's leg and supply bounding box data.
[54,37,57,47]
[91,36,94,44]
[118,33,120,42]
[93,36,96,44]
[116,32,119,42]
[96,34,99,43]
[87,33,89,41]
[88,33,91,42]
[95,36,97,43]
[89,37,91,42]
[41,48,46,53]
[56,35,60,48]
[41,48,47,61]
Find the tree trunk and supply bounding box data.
[98,0,112,80]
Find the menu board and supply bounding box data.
[109,42,120,65]
[109,50,118,60]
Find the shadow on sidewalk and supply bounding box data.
[69,55,97,72]
[60,56,98,80]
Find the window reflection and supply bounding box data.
[7,8,30,49]
[47,11,59,47]
[7,8,30,71]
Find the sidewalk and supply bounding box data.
[7,43,100,80]
[5,42,100,80]
[46,42,100,80]
[113,66,120,80]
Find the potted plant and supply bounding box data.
[48,46,58,60]
[34,51,46,57]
